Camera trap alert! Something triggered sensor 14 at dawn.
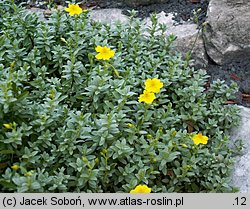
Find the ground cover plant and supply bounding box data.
[0,0,242,192]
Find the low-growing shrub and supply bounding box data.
[0,0,241,192]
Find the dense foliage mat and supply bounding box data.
[0,0,242,192]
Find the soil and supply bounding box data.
[17,0,250,107]
[206,59,250,107]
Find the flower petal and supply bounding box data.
[95,46,103,52]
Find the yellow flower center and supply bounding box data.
[101,48,109,54]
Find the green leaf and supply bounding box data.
[0,150,15,154]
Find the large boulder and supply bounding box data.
[203,0,250,65]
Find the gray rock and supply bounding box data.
[230,106,250,192]
[203,0,250,65]
[89,9,128,24]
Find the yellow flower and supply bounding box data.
[3,123,13,129]
[130,185,151,193]
[145,78,163,93]
[64,4,82,16]
[138,90,156,104]
[11,165,20,171]
[95,46,115,60]
[192,132,208,145]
